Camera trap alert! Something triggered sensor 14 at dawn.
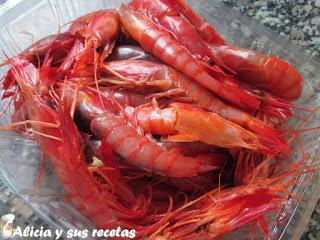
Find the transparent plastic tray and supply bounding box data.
[0,0,319,239]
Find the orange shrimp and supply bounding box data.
[118,7,261,111]
[133,103,268,152]
[104,60,288,153]
[65,87,219,177]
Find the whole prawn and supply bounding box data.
[2,57,197,238]
[127,0,231,71]
[103,59,288,153]
[213,45,303,101]
[64,87,219,178]
[0,3,310,240]
[118,7,261,111]
[3,57,151,230]
[132,102,268,151]
[172,0,304,102]
[154,176,296,239]
[126,0,302,119]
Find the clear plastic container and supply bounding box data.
[0,0,319,239]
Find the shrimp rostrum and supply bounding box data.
[0,0,311,239]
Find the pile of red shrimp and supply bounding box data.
[0,0,312,239]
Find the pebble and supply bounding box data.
[304,5,313,13]
[316,0,320,7]
[311,16,320,25]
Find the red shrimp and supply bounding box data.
[69,10,120,60]
[118,7,261,111]
[3,57,151,231]
[155,177,294,239]
[102,89,146,107]
[133,103,268,151]
[0,33,76,68]
[167,0,303,101]
[127,0,231,71]
[172,0,226,45]
[126,0,302,117]
[104,60,288,153]
[213,45,304,101]
[64,87,219,177]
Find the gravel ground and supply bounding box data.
[221,0,320,58]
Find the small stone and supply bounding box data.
[247,9,255,17]
[292,6,301,15]
[312,8,320,15]
[304,5,313,13]
[290,29,305,40]
[311,16,320,25]
[266,0,275,8]
[253,1,264,7]
[311,37,320,44]
[284,26,291,34]
[284,19,291,24]
[298,21,304,27]
[316,0,320,7]
[303,25,313,36]
[308,233,317,240]
[260,5,267,11]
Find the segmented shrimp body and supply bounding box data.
[0,1,309,239]
[118,7,261,111]
[104,60,288,152]
[156,179,291,239]
[213,45,304,101]
[126,0,303,118]
[66,88,218,177]
[5,57,148,230]
[127,0,231,71]
[168,0,303,101]
[172,0,226,45]
[133,103,268,151]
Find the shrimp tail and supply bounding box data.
[173,0,226,45]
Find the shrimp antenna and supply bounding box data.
[19,31,42,67]
[49,0,63,34]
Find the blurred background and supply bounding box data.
[0,0,319,240]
